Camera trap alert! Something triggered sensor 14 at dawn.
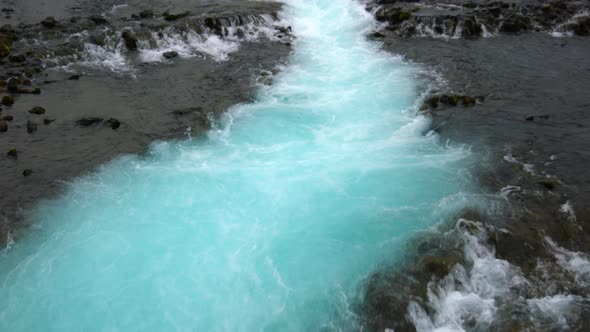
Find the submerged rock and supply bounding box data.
[6,147,17,157]
[76,117,103,126]
[22,169,33,177]
[106,118,120,130]
[26,120,37,133]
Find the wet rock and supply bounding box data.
[500,15,531,34]
[163,51,178,59]
[28,106,46,115]
[88,31,107,46]
[68,74,81,80]
[6,147,17,157]
[163,10,190,21]
[138,10,154,19]
[0,36,12,57]
[6,77,18,92]
[1,95,14,106]
[538,178,559,190]
[414,255,461,278]
[0,119,7,132]
[106,118,120,130]
[422,94,482,110]
[121,30,138,51]
[41,17,58,29]
[26,120,37,133]
[2,115,13,121]
[369,31,386,39]
[43,117,55,125]
[76,117,104,126]
[22,169,33,177]
[0,24,15,34]
[88,16,108,25]
[8,54,25,63]
[571,17,590,36]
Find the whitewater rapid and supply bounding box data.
[0,1,472,330]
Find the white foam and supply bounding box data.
[546,237,590,286]
[528,294,582,330]
[559,201,577,222]
[408,220,526,332]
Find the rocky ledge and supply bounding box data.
[369,0,590,38]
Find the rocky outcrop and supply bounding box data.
[370,0,590,38]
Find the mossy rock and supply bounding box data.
[0,36,13,58]
[1,95,14,106]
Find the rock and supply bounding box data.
[526,114,550,121]
[1,95,14,106]
[460,95,477,107]
[1,8,14,13]
[415,255,462,279]
[88,31,107,46]
[500,15,530,34]
[8,54,25,63]
[22,169,33,177]
[41,16,58,28]
[43,117,55,125]
[538,178,559,190]
[0,119,7,132]
[6,147,17,157]
[76,117,104,126]
[68,74,81,80]
[440,94,460,106]
[163,10,190,21]
[26,120,37,133]
[163,51,178,59]
[139,10,154,19]
[462,18,483,38]
[6,77,18,92]
[28,106,46,115]
[106,118,120,129]
[121,30,138,51]
[369,31,386,39]
[0,24,15,34]
[2,115,13,121]
[89,16,108,25]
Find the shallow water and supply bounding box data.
[0,1,473,330]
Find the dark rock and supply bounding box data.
[139,10,154,19]
[6,147,17,157]
[43,117,55,125]
[0,119,7,132]
[6,77,18,92]
[500,15,530,34]
[163,10,190,21]
[121,30,138,51]
[462,18,483,38]
[1,95,14,106]
[41,16,58,28]
[369,31,386,39]
[68,74,81,80]
[8,54,25,63]
[28,106,46,115]
[26,120,37,133]
[76,117,104,126]
[538,178,559,190]
[89,16,108,25]
[414,255,462,278]
[1,8,14,13]
[0,24,15,34]
[163,51,178,59]
[88,31,106,46]
[22,169,33,177]
[526,114,550,121]
[440,94,460,106]
[2,115,13,121]
[106,118,121,129]
[460,95,477,107]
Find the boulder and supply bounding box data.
[0,119,7,132]
[41,16,58,28]
[1,95,14,106]
[6,77,18,92]
[163,51,178,59]
[121,30,138,51]
[28,106,46,115]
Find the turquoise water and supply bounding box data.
[0,1,472,330]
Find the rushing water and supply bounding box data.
[0,1,473,330]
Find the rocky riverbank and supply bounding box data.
[362,1,590,331]
[0,1,292,246]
